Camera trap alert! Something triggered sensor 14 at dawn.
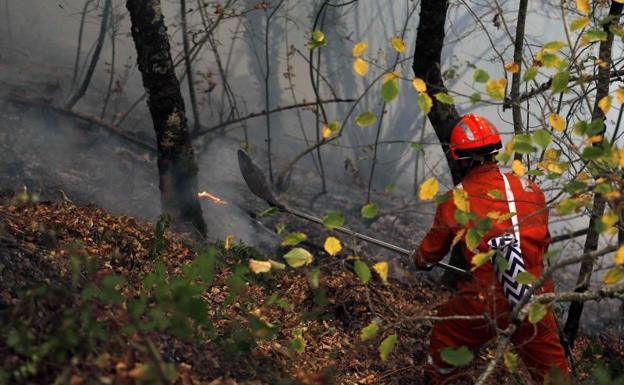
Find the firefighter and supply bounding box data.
[414,113,570,384]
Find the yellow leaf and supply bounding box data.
[372,261,389,284]
[576,0,590,14]
[352,41,368,57]
[504,62,520,73]
[585,135,603,145]
[418,177,439,201]
[549,113,565,132]
[616,246,624,265]
[390,36,406,53]
[412,78,427,93]
[511,160,525,177]
[324,236,342,256]
[453,188,470,212]
[487,211,513,223]
[598,95,612,115]
[225,235,235,250]
[615,88,624,104]
[418,92,433,115]
[605,191,621,201]
[451,228,466,248]
[383,70,401,82]
[619,148,624,167]
[485,78,507,100]
[322,125,332,138]
[602,210,619,228]
[249,259,272,274]
[471,250,495,271]
[603,266,624,285]
[353,58,368,76]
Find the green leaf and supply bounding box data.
[585,29,608,42]
[466,229,483,250]
[515,271,538,285]
[488,189,505,200]
[355,111,377,127]
[417,92,432,114]
[361,202,379,219]
[543,40,565,51]
[532,129,552,149]
[378,334,398,362]
[257,207,279,217]
[440,346,474,367]
[308,29,327,49]
[573,121,588,136]
[587,119,605,136]
[434,92,455,104]
[528,302,547,323]
[541,52,560,68]
[275,223,285,235]
[551,71,569,94]
[283,248,313,268]
[322,211,345,229]
[469,92,481,103]
[570,16,590,31]
[381,78,400,103]
[328,120,340,132]
[354,260,371,284]
[513,142,537,154]
[360,320,380,341]
[409,142,423,151]
[581,146,604,161]
[290,335,306,353]
[496,254,510,272]
[309,268,320,289]
[281,232,307,246]
[523,67,538,82]
[473,69,490,83]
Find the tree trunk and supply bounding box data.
[563,1,623,346]
[412,0,468,284]
[126,0,207,237]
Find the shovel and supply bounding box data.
[237,150,470,277]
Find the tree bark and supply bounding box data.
[563,1,623,346]
[412,0,463,185]
[126,0,207,237]
[412,0,468,283]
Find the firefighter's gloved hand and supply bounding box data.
[410,248,434,271]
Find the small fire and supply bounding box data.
[198,191,227,205]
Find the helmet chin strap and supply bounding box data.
[460,153,498,171]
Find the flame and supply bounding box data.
[198,191,227,205]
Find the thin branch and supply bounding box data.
[191,98,354,138]
[510,0,528,161]
[72,0,95,88]
[66,0,112,110]
[181,0,201,133]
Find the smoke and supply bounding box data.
[0,0,621,330]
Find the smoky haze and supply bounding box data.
[0,0,621,330]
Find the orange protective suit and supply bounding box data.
[415,163,570,384]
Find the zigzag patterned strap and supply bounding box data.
[486,172,531,308]
[488,234,530,307]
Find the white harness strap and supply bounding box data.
[500,172,520,246]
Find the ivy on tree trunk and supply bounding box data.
[126,0,207,237]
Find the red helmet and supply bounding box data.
[450,113,502,160]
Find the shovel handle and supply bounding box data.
[288,207,470,277]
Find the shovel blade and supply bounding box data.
[237,150,282,208]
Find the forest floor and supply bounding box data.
[1,195,623,385]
